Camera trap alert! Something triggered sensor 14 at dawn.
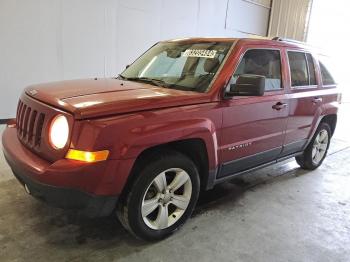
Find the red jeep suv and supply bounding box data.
[2,37,340,240]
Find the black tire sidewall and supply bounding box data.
[126,152,200,241]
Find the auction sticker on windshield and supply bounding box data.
[183,49,217,58]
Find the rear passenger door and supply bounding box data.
[281,51,321,156]
[219,48,289,178]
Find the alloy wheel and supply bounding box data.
[312,129,329,165]
[141,168,192,230]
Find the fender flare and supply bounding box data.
[118,118,220,171]
[306,102,338,146]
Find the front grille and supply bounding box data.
[16,99,45,148]
[15,93,73,162]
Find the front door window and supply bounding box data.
[229,49,282,91]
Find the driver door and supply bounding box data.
[218,47,289,178]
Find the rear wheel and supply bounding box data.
[296,122,331,170]
[117,151,200,241]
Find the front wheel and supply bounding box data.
[117,151,200,241]
[296,122,331,170]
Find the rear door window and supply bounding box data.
[306,53,317,85]
[230,49,282,91]
[288,52,309,87]
[288,51,319,87]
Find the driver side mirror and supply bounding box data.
[226,74,265,97]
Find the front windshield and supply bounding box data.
[120,41,233,93]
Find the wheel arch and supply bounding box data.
[119,138,211,202]
[320,114,337,136]
[308,106,338,144]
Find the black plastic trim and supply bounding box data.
[0,119,11,125]
[205,168,219,190]
[280,139,307,157]
[218,147,282,178]
[214,151,303,185]
[12,170,118,218]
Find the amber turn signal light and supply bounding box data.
[66,149,109,163]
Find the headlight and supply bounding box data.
[49,115,69,149]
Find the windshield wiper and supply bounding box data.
[117,75,187,90]
[121,77,168,87]
[117,74,127,80]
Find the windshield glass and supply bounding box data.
[120,41,233,93]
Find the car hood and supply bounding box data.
[25,78,210,119]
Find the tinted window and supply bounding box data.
[288,52,309,87]
[319,61,335,85]
[230,49,282,91]
[306,53,316,85]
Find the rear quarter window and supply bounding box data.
[319,61,336,86]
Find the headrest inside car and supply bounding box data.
[204,58,220,73]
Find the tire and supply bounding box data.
[117,150,200,241]
[296,122,331,170]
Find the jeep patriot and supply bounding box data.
[2,37,341,240]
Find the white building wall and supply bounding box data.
[268,0,312,41]
[0,0,272,119]
[307,0,350,102]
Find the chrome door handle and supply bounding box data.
[272,102,288,110]
[313,97,323,103]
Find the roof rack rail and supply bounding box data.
[271,37,306,45]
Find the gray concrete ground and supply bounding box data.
[0,104,350,262]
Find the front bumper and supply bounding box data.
[13,169,118,217]
[2,126,119,217]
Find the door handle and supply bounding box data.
[272,102,288,110]
[313,97,323,103]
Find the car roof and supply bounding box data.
[164,37,316,52]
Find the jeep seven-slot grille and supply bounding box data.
[16,100,45,148]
